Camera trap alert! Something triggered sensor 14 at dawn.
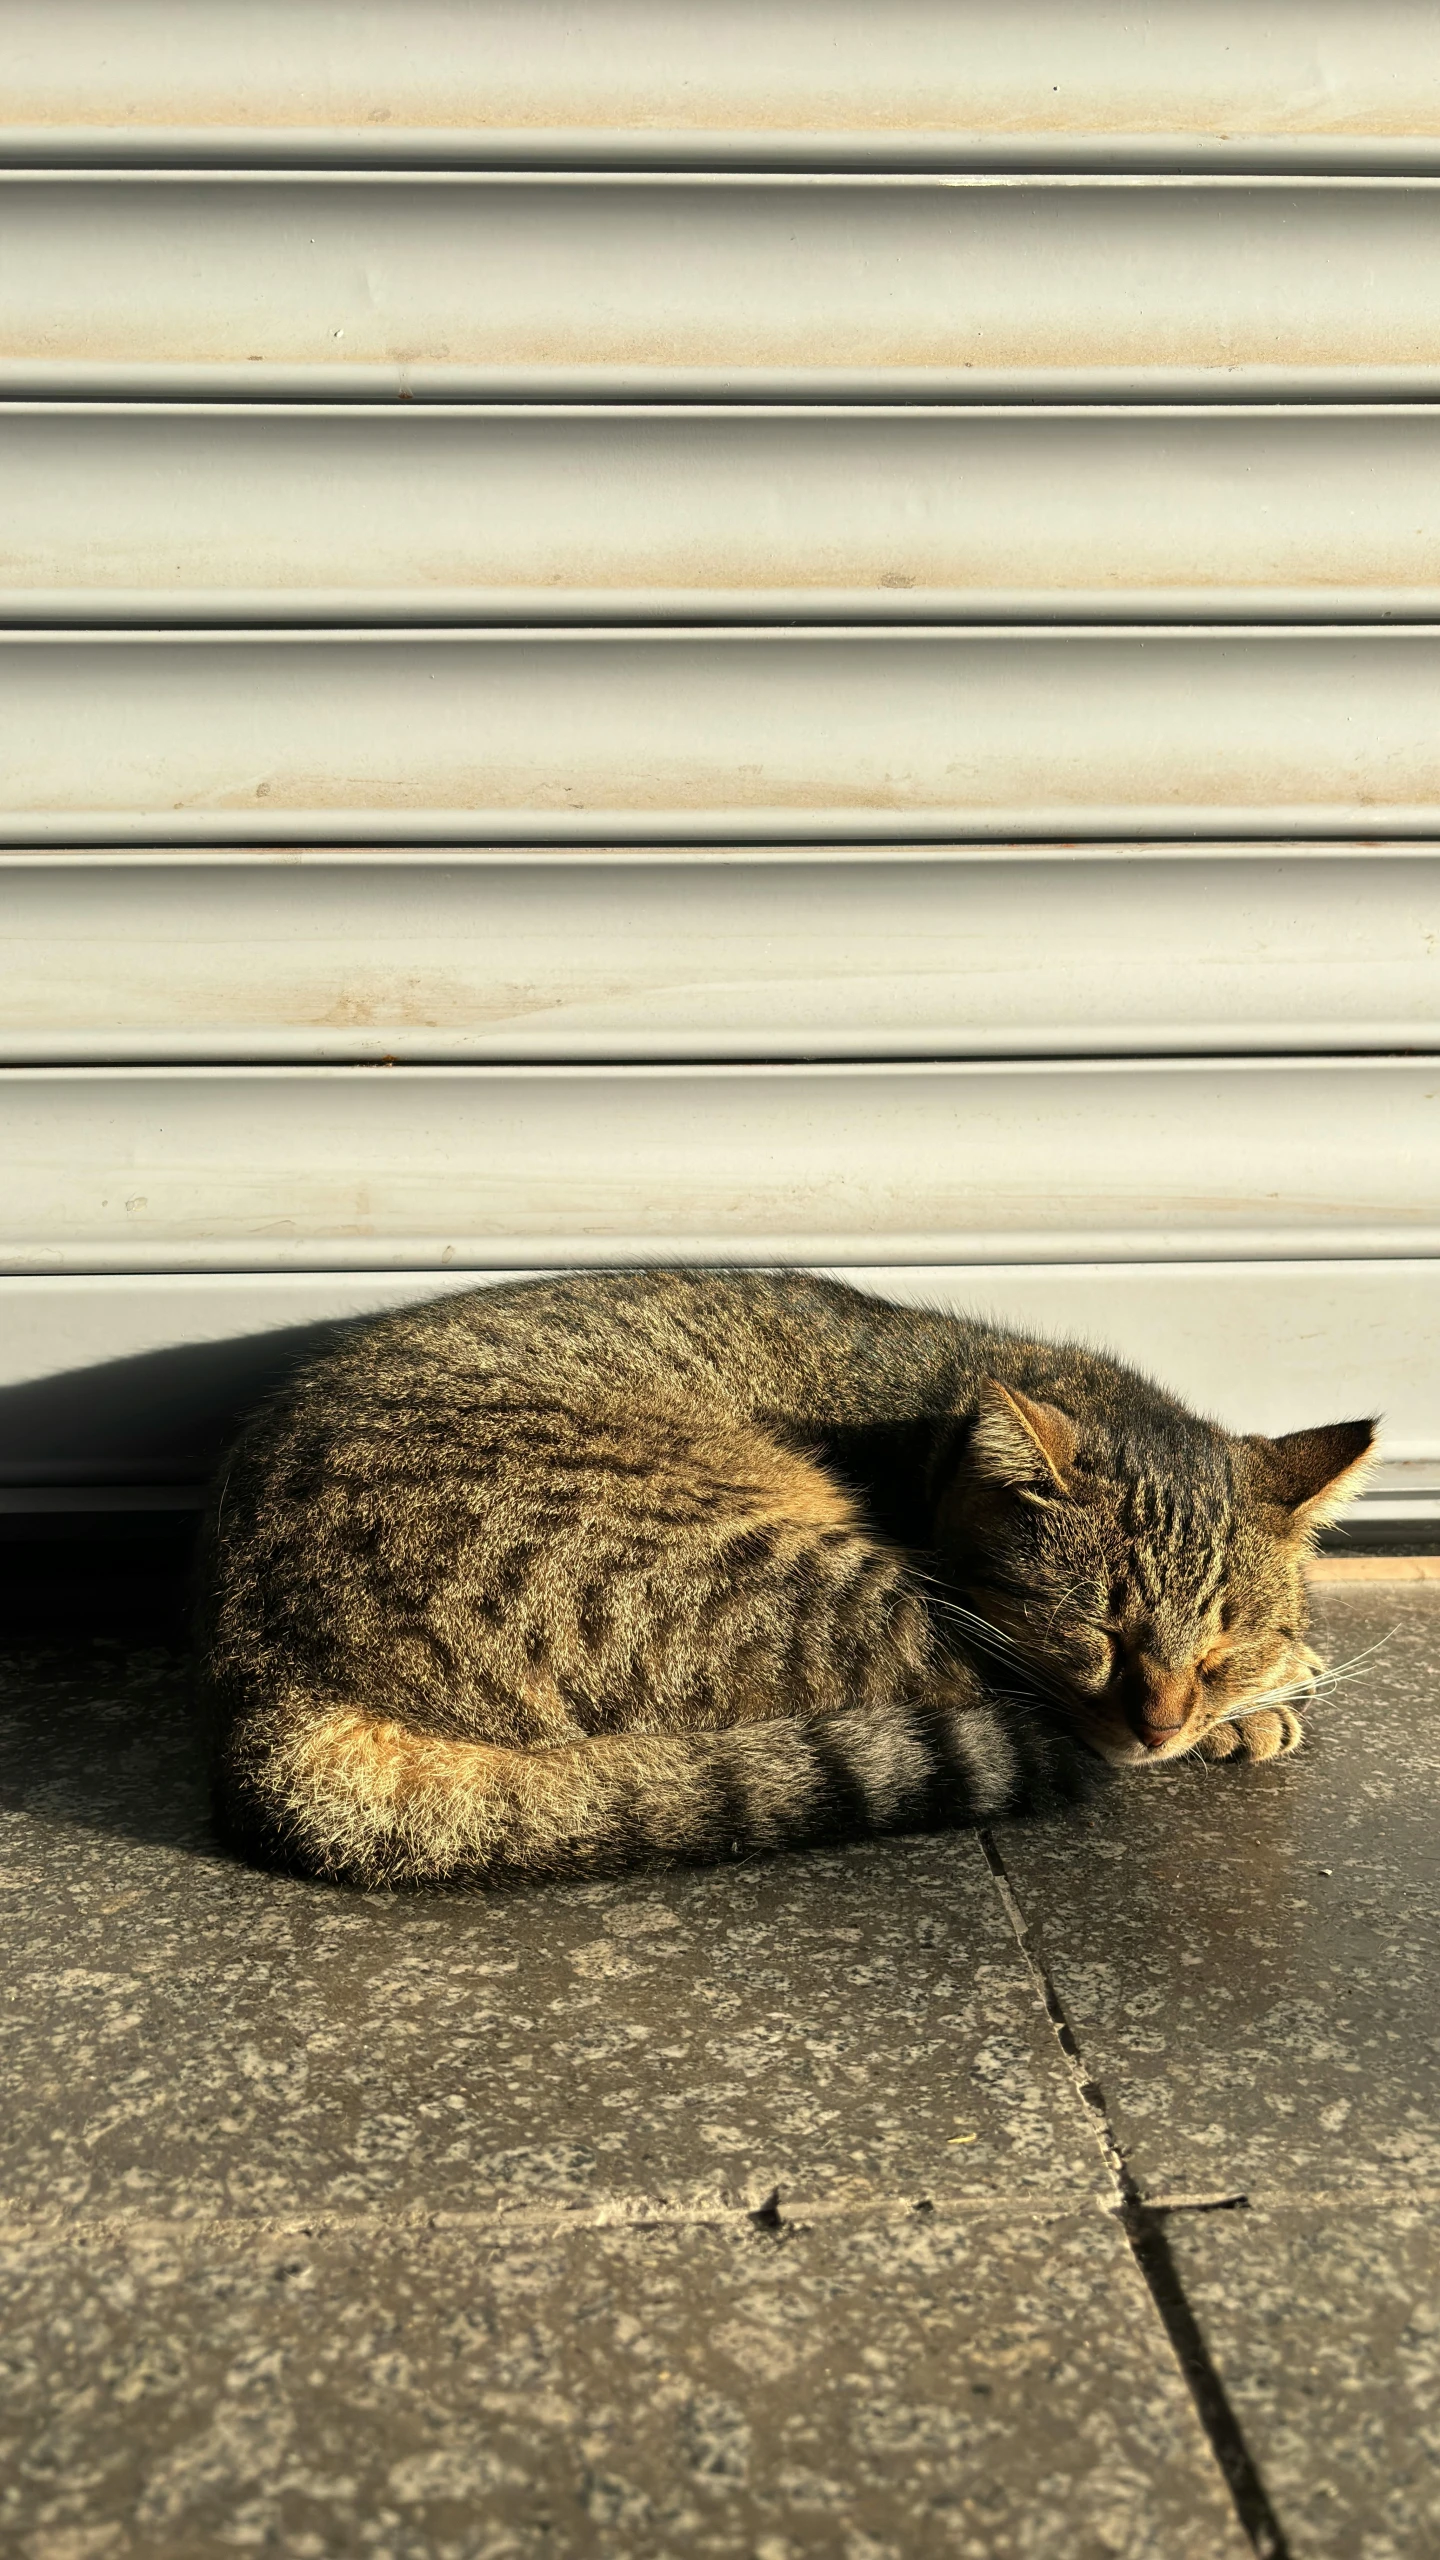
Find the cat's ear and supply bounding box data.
[1247,1418,1378,1534]
[972,1380,1078,1497]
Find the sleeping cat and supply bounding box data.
[198,1269,1375,1889]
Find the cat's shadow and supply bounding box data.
[0,1628,224,1863]
[0,1312,357,1868]
[0,1313,365,1494]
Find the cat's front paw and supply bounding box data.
[1196,1704,1304,1763]
[1197,1639,1321,1764]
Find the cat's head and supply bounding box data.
[935,1381,1376,1766]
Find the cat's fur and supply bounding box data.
[198,1269,1375,1889]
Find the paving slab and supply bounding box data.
[0,1642,1101,2223]
[1165,2201,1440,2558]
[0,2205,1248,2560]
[991,1589,1440,2200]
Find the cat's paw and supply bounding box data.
[1196,1704,1304,1763]
[1197,1637,1321,1764]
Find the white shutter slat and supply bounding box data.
[2,849,1435,1064]
[8,176,1440,403]
[6,0,1440,173]
[11,628,1440,844]
[12,404,1440,627]
[1,1060,1433,1275]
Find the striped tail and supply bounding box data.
[214,1684,1078,1889]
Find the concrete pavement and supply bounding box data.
[1,1586,1435,2557]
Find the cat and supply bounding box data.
[197,1268,1376,1890]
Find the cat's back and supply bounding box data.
[239,1266,946,1458]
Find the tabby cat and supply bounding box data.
[199,1269,1375,1889]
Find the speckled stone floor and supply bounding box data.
[1,1586,1437,2559]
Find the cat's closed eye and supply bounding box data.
[1197,1635,1236,1676]
[1064,1628,1119,1690]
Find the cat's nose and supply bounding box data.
[1137,1719,1185,1752]
[1131,1655,1196,1749]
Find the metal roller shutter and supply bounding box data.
[2,5,1436,1544]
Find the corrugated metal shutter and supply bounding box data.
[2,4,1437,1543]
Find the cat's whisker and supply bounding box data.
[933,1612,1030,1662]
[932,1595,1029,1639]
[1235,1673,1336,1710]
[919,1601,1076,1709]
[1207,1649,1391,1723]
[900,1562,964,1597]
[1038,1580,1086,1640]
[962,1646,1088,1714]
[936,1618,1031,1661]
[918,1586,1076,1676]
[1305,1630,1398,1683]
[931,1612,1066,1687]
[1213,1673,1326,1715]
[923,1598,1032,1655]
[1230,1645,1397,1716]
[1207,1695,1299,1726]
[1249,1632,1396,1701]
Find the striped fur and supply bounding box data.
[228,1684,1038,1889]
[198,1270,1374,1887]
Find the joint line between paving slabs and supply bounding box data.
[976,1829,1292,2560]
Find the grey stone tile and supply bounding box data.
[0,2206,1248,2560]
[0,1643,1101,2221]
[992,1590,1440,2199]
[1166,2202,1440,2559]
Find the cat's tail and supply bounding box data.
[212,1684,1085,1889]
